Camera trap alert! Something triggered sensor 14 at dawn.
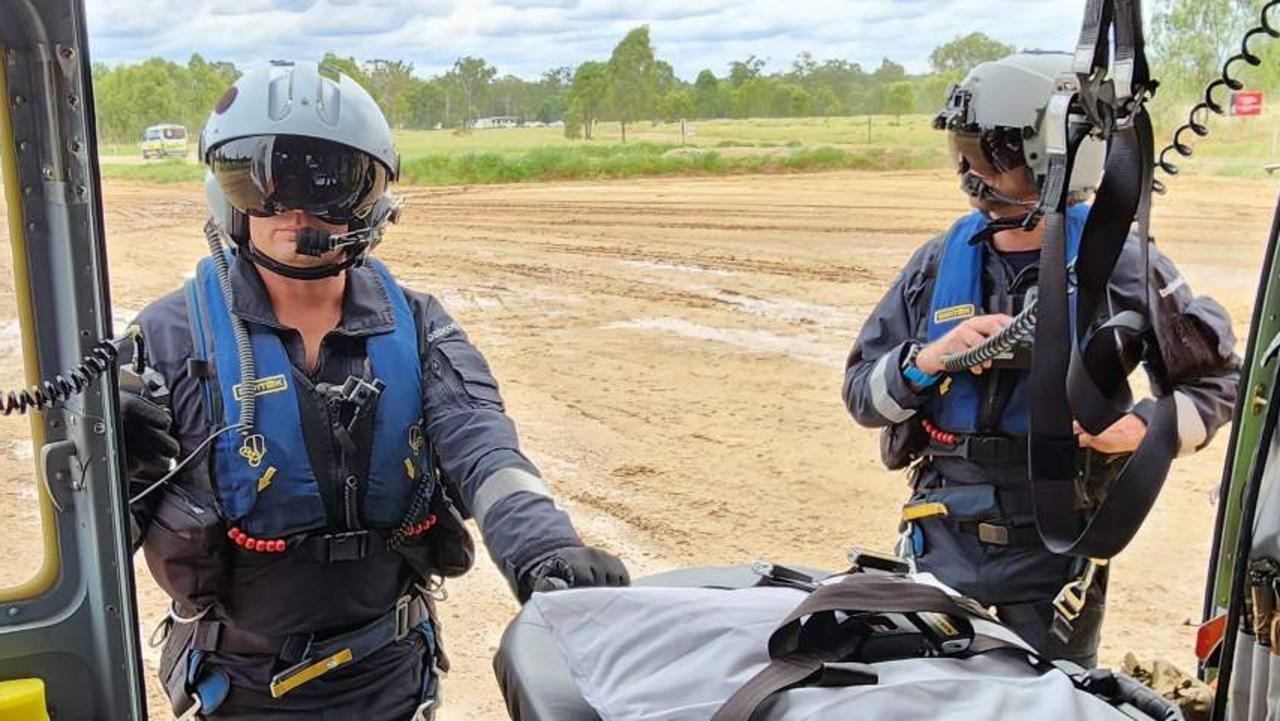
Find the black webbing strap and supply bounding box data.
[1027,89,1087,543]
[1029,0,1180,558]
[708,575,1033,721]
[1073,0,1112,79]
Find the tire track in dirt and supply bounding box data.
[407,195,940,236]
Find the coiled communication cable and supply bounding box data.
[0,339,121,416]
[204,218,257,432]
[1154,0,1280,192]
[941,298,1039,373]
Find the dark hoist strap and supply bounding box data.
[708,574,1187,721]
[708,575,1033,721]
[1028,0,1180,559]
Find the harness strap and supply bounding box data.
[925,433,1027,465]
[184,276,220,427]
[192,591,430,698]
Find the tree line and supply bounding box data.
[91,0,1278,145]
[89,31,1019,143]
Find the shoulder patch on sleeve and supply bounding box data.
[427,322,461,344]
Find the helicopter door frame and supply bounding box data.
[0,2,146,720]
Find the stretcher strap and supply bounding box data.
[708,575,1027,721]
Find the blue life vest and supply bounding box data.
[924,203,1091,435]
[185,255,431,538]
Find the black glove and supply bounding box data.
[518,545,630,602]
[120,391,179,480]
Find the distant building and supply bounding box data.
[474,116,519,129]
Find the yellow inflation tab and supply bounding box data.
[404,458,416,479]
[257,466,277,492]
[270,648,354,698]
[0,678,50,721]
[901,502,949,522]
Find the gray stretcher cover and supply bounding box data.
[495,566,768,721]
[493,566,1141,721]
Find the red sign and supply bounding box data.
[1232,90,1264,116]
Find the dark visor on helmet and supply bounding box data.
[946,127,1027,177]
[208,135,388,224]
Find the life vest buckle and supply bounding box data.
[319,530,371,563]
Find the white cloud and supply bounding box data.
[86,0,1092,80]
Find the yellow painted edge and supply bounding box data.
[0,40,60,602]
[0,678,51,721]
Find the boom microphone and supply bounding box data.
[296,227,339,257]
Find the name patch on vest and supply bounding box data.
[933,303,976,324]
[233,374,289,401]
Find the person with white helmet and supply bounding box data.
[117,60,629,719]
[842,51,1239,667]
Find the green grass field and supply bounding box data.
[98,108,1280,186]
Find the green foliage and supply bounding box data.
[657,88,696,123]
[873,58,906,85]
[567,61,609,140]
[319,53,368,85]
[693,70,729,118]
[103,21,1230,155]
[928,32,1015,77]
[363,59,416,128]
[449,56,498,128]
[93,54,238,144]
[882,82,916,123]
[729,56,766,87]
[1151,0,1255,99]
[606,26,658,141]
[396,139,943,186]
[100,159,205,183]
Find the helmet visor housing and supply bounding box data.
[208,135,388,224]
[946,126,1028,178]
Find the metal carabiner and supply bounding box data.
[1052,559,1107,622]
[149,602,210,649]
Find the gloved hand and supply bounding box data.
[518,545,630,602]
[120,391,179,480]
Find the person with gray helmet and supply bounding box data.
[842,51,1239,667]
[117,60,629,720]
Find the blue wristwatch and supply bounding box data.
[902,345,943,391]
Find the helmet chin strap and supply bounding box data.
[233,225,387,281]
[240,236,365,280]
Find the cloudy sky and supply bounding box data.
[87,0,1088,81]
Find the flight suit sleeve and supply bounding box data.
[413,293,584,587]
[843,239,941,428]
[1107,239,1241,455]
[122,289,196,549]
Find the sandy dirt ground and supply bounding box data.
[0,168,1275,719]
